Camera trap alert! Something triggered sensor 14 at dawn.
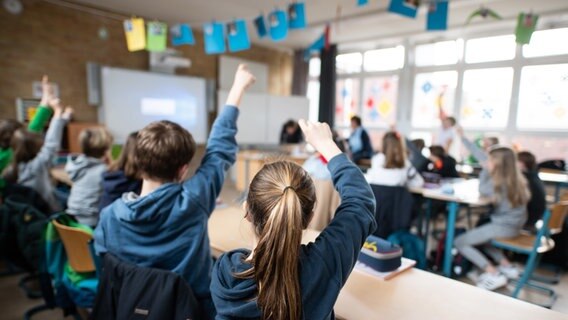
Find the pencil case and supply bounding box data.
[358,235,402,272]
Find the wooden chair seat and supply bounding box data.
[52,219,96,273]
[494,235,555,254]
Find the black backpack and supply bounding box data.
[0,194,49,272]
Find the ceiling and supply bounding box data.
[69,0,568,50]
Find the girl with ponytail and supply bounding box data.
[211,120,377,320]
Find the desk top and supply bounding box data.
[409,179,491,206]
[539,169,568,184]
[208,207,566,320]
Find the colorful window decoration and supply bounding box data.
[517,64,568,130]
[335,78,360,127]
[412,71,457,128]
[361,76,398,127]
[460,68,513,128]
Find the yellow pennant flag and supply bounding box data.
[124,17,146,52]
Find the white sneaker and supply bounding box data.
[499,265,520,280]
[476,272,508,291]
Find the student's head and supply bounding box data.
[487,146,530,208]
[382,131,406,169]
[428,145,446,162]
[411,138,425,151]
[517,151,537,173]
[442,116,456,130]
[238,161,316,320]
[135,120,196,183]
[482,136,499,151]
[109,131,139,179]
[350,116,362,130]
[4,129,44,182]
[79,127,113,159]
[284,120,299,136]
[0,119,23,149]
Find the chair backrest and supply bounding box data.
[548,201,568,234]
[52,219,95,273]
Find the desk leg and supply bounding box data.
[554,183,560,203]
[444,201,459,278]
[423,199,432,256]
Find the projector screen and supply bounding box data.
[99,67,208,144]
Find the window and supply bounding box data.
[460,68,514,128]
[412,71,458,128]
[517,64,568,130]
[335,78,360,127]
[336,52,363,74]
[415,40,462,66]
[361,76,398,128]
[465,35,516,63]
[523,28,568,58]
[307,80,320,122]
[309,57,321,78]
[363,46,405,71]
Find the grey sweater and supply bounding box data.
[65,155,107,226]
[479,169,527,228]
[16,117,67,213]
[461,136,488,163]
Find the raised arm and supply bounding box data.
[30,99,72,167]
[299,120,377,286]
[28,75,54,133]
[457,126,488,164]
[183,64,255,214]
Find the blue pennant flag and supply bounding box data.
[203,21,225,54]
[269,9,288,41]
[171,24,195,46]
[227,20,251,52]
[289,2,307,29]
[388,0,419,19]
[427,1,449,31]
[358,0,369,6]
[254,15,267,38]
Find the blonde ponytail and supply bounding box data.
[237,161,316,320]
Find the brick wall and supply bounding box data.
[0,1,293,122]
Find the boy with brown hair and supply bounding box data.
[65,127,113,226]
[94,65,255,318]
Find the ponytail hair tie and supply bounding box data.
[282,185,296,194]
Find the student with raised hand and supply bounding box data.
[210,120,376,320]
[94,64,256,319]
[3,97,73,212]
[455,147,530,291]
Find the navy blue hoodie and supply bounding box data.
[98,170,142,211]
[94,106,239,319]
[210,154,377,320]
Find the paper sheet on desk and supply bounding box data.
[355,258,416,280]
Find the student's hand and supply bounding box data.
[226,64,256,107]
[40,75,54,106]
[49,98,63,117]
[62,107,74,120]
[455,125,464,137]
[298,119,342,162]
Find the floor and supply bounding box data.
[1,182,567,319]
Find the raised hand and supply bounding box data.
[455,125,464,137]
[298,119,342,161]
[226,64,256,107]
[40,75,54,106]
[62,106,74,120]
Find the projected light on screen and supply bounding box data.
[141,98,176,116]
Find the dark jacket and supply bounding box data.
[523,170,547,228]
[99,170,142,211]
[210,154,376,320]
[371,184,414,238]
[427,156,460,178]
[92,253,201,320]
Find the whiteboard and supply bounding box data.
[99,67,207,143]
[219,56,268,94]
[217,91,309,145]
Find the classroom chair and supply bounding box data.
[491,201,568,307]
[52,219,97,273]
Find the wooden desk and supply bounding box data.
[539,169,568,202]
[235,150,309,192]
[408,179,491,277]
[208,207,567,320]
[50,166,72,186]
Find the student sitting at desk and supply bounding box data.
[426,145,460,178]
[366,131,424,188]
[210,120,376,320]
[348,115,373,164]
[455,146,530,291]
[517,151,546,231]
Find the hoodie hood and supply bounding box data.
[65,155,105,180]
[211,249,261,319]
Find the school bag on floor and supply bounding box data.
[387,231,427,270]
[430,228,471,278]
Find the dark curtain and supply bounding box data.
[291,50,309,96]
[318,44,337,127]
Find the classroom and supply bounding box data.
[1,0,567,319]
